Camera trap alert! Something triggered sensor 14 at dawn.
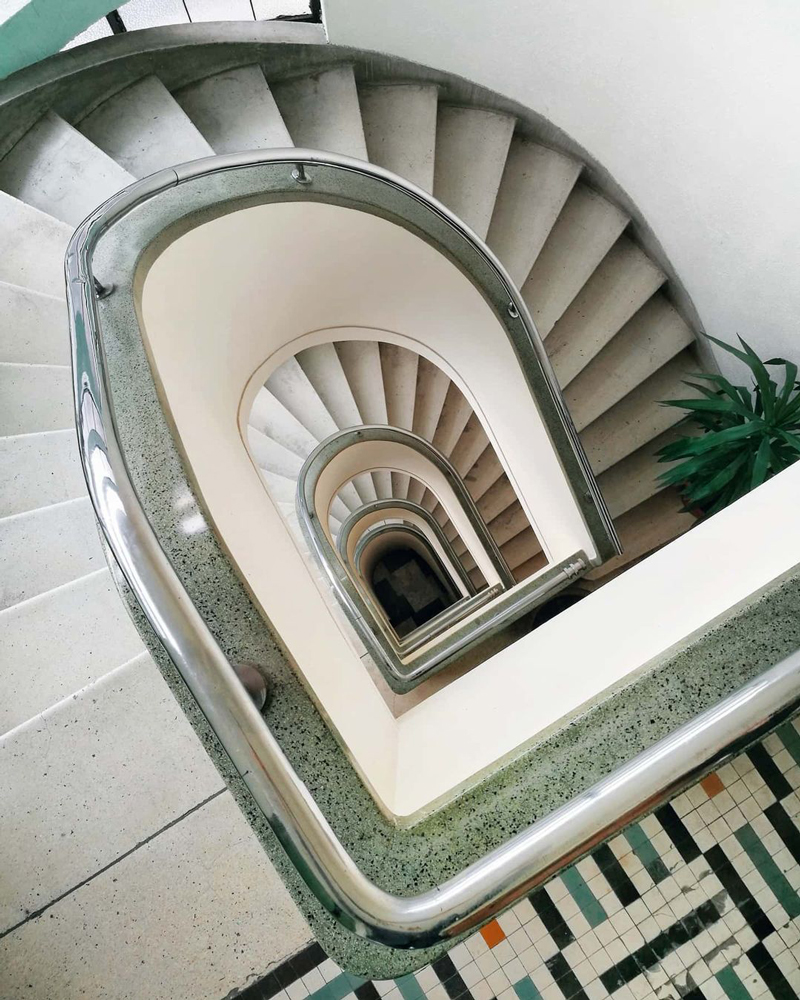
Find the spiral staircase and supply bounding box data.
[0,41,706,996]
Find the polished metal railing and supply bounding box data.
[66,149,800,951]
[337,498,478,599]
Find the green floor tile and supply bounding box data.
[316,973,365,1000]
[777,720,800,768]
[513,977,543,1000]
[735,822,800,917]
[396,973,427,1000]
[716,964,753,1000]
[560,864,607,927]
[624,822,670,883]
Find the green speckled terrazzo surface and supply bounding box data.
[91,167,800,977]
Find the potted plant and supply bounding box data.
[656,335,800,517]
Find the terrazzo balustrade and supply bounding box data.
[89,167,800,977]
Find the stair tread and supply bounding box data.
[0,429,85,518]
[0,651,223,934]
[381,343,419,500]
[596,426,684,520]
[431,382,472,457]
[78,75,214,178]
[433,106,515,239]
[0,280,69,365]
[580,349,699,475]
[449,412,489,477]
[296,343,364,431]
[0,111,133,226]
[587,487,693,580]
[0,496,104,612]
[0,568,143,736]
[359,83,438,194]
[566,294,694,431]
[0,191,71,295]
[266,356,338,443]
[271,66,368,160]
[246,424,305,479]
[0,361,73,436]
[250,387,320,460]
[487,138,581,287]
[174,64,292,154]
[522,183,629,336]
[547,235,666,387]
[476,476,518,524]
[335,341,391,498]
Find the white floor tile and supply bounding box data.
[0,791,311,999]
[0,652,223,931]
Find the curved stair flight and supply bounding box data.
[0,56,700,735]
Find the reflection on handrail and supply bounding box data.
[66,150,800,951]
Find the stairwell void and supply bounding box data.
[0,37,728,824]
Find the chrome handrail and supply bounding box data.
[337,498,478,598]
[399,587,503,655]
[295,425,589,690]
[352,521,462,607]
[299,426,515,590]
[66,149,800,951]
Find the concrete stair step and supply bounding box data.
[0,496,104,611]
[334,340,391,498]
[580,349,699,476]
[565,294,695,432]
[433,105,515,240]
[0,568,143,736]
[487,138,581,286]
[0,111,133,225]
[0,362,72,436]
[0,429,85,518]
[359,82,438,193]
[174,64,292,154]
[522,183,628,336]
[547,235,666,386]
[0,281,68,366]
[265,355,339,443]
[271,65,368,160]
[77,75,214,178]
[0,651,224,935]
[0,191,71,295]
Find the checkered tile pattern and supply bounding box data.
[232,720,800,1000]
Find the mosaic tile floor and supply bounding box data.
[232,720,800,1000]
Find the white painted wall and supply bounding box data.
[323,0,800,379]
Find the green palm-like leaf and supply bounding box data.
[654,333,800,517]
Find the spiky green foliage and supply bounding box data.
[656,335,800,516]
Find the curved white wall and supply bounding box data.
[324,0,800,377]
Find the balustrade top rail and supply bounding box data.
[66,149,800,949]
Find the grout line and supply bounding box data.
[0,426,76,442]
[0,786,227,941]
[0,277,64,300]
[0,360,71,371]
[0,492,89,525]
[0,566,107,619]
[0,648,150,744]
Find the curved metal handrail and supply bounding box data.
[352,520,463,627]
[296,424,588,688]
[66,149,800,951]
[337,498,478,598]
[299,426,515,589]
[399,588,503,656]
